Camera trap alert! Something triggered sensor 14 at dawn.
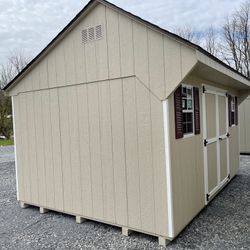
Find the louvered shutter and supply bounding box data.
[228,94,232,127]
[174,85,183,139]
[193,87,200,134]
[235,96,238,125]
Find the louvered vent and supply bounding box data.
[82,29,88,43]
[95,25,102,39]
[88,27,95,41]
[81,25,103,43]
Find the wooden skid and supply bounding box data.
[158,236,170,247]
[20,201,30,209]
[19,201,171,246]
[76,216,86,224]
[40,207,49,214]
[122,227,131,236]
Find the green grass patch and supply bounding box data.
[0,139,14,146]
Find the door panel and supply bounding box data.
[207,142,218,192]
[203,86,229,203]
[206,93,216,139]
[218,96,227,135]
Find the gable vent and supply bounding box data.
[82,29,88,43]
[95,25,102,39]
[88,27,95,41]
[81,25,103,44]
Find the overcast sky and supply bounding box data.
[0,0,245,65]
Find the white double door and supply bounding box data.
[203,85,230,202]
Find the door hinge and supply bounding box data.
[226,132,230,138]
[202,86,206,93]
[206,193,210,201]
[204,139,208,147]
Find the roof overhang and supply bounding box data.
[193,51,250,90]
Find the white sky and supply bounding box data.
[0,0,245,65]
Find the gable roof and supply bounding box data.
[3,0,250,91]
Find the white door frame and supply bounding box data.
[202,84,230,204]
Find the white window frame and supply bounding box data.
[231,96,236,126]
[181,84,195,138]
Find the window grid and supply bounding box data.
[182,85,194,135]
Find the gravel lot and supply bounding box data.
[0,146,249,249]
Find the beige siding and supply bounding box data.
[33,91,47,206]
[109,79,128,226]
[169,74,240,236]
[169,84,204,235]
[13,76,169,237]
[239,97,250,153]
[229,126,240,178]
[8,4,197,102]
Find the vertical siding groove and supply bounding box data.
[49,91,56,207]
[134,79,142,228]
[38,92,48,205]
[24,96,32,200]
[104,6,110,79]
[66,89,74,211]
[147,29,157,232]
[108,80,117,222]
[56,88,65,211]
[97,84,105,219]
[108,81,117,223]
[131,21,135,75]
[120,79,129,226]
[105,7,117,222]
[74,87,83,214]
[15,96,25,200]
[32,92,39,204]
[86,85,94,214]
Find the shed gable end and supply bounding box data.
[8,1,197,99]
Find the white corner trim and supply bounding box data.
[11,96,19,200]
[162,99,174,238]
[202,86,208,205]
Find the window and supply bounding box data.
[228,95,238,126]
[174,84,200,139]
[182,85,194,135]
[231,96,235,125]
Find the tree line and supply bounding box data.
[175,0,250,78]
[0,0,250,139]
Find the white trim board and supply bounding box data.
[162,99,174,238]
[11,96,19,200]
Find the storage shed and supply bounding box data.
[239,96,250,154]
[4,0,250,246]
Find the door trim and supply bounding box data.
[202,84,230,204]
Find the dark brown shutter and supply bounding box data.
[228,94,232,127]
[193,87,200,134]
[174,85,183,139]
[235,96,238,125]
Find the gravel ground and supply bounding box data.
[0,146,249,249]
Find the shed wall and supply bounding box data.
[13,76,170,237]
[168,74,240,236]
[239,96,250,153]
[9,3,197,99]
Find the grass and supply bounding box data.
[0,139,14,146]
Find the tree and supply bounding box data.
[174,25,201,44]
[0,53,28,139]
[222,0,250,77]
[203,26,218,57]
